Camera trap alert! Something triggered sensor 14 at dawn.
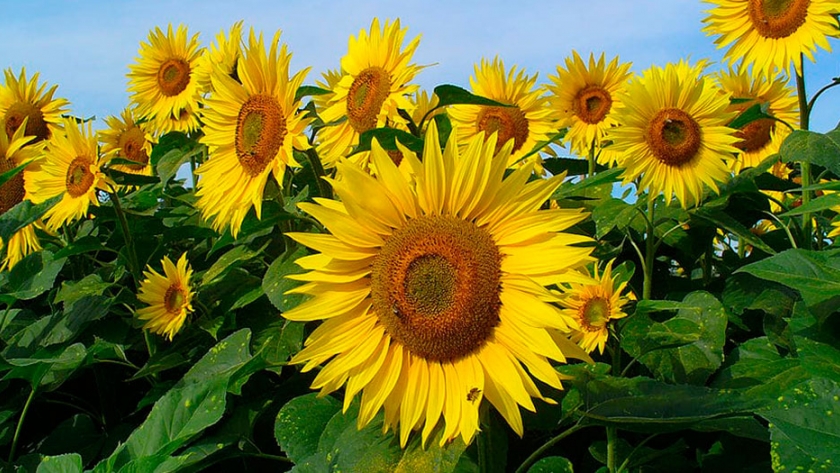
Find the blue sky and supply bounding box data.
[2,1,840,132]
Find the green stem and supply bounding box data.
[514,424,587,473]
[643,198,656,301]
[607,425,619,473]
[477,407,492,473]
[109,188,140,283]
[587,140,596,178]
[304,148,332,200]
[9,386,36,462]
[795,55,813,250]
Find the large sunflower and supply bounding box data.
[703,0,840,76]
[25,118,107,231]
[0,68,70,143]
[546,51,632,167]
[316,18,422,167]
[127,24,204,134]
[284,122,594,447]
[0,118,42,270]
[557,260,630,355]
[714,65,798,172]
[608,62,740,208]
[448,58,558,171]
[99,107,156,176]
[195,21,244,94]
[196,30,311,238]
[136,252,194,341]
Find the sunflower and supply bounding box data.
[409,90,442,132]
[546,51,632,167]
[25,118,107,231]
[316,18,422,168]
[448,58,558,171]
[99,107,156,176]
[557,260,630,355]
[136,252,194,340]
[714,65,798,172]
[127,24,204,134]
[608,62,740,208]
[0,118,43,270]
[195,30,311,238]
[703,0,840,76]
[284,122,594,447]
[195,21,244,94]
[0,68,70,143]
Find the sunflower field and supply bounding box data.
[1,2,840,472]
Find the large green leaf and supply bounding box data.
[3,342,87,389]
[0,161,28,189]
[527,456,573,473]
[263,247,308,312]
[200,243,264,287]
[591,198,643,238]
[738,248,840,309]
[433,84,510,108]
[1,250,66,301]
[779,127,840,177]
[275,393,342,463]
[353,127,424,154]
[622,291,728,385]
[35,453,83,473]
[762,378,840,473]
[0,194,61,243]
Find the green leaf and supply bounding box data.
[156,141,204,185]
[263,247,308,312]
[553,167,623,200]
[55,274,111,307]
[762,378,840,473]
[728,102,774,130]
[0,194,62,243]
[527,456,573,473]
[295,85,331,102]
[35,453,83,473]
[433,84,510,108]
[52,235,113,259]
[149,131,190,166]
[254,319,304,371]
[622,291,728,385]
[780,128,840,176]
[275,393,342,463]
[541,157,593,176]
[103,168,160,186]
[691,202,776,255]
[4,342,87,389]
[39,414,103,465]
[201,243,264,286]
[780,192,840,216]
[0,161,27,189]
[592,198,643,238]
[738,248,840,308]
[353,127,424,155]
[2,250,67,301]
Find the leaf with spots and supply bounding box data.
[263,246,308,313]
[275,393,341,463]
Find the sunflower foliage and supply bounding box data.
[1,6,840,472]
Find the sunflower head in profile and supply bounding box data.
[25,117,108,231]
[99,107,156,176]
[316,18,422,167]
[608,61,740,208]
[136,252,194,341]
[195,20,245,94]
[0,68,70,143]
[547,51,632,167]
[703,0,840,76]
[448,58,559,173]
[127,24,204,134]
[283,121,594,448]
[557,260,631,355]
[0,117,43,270]
[196,29,312,238]
[714,65,798,173]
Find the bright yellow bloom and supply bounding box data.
[608,62,740,208]
[449,58,558,171]
[284,122,594,448]
[558,260,630,355]
[99,107,156,177]
[316,18,422,167]
[195,21,244,94]
[547,51,632,167]
[703,0,840,76]
[136,252,194,340]
[0,118,43,270]
[25,118,108,231]
[0,68,70,143]
[195,29,311,238]
[714,65,798,173]
[127,24,204,134]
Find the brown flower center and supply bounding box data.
[157,58,192,97]
[370,216,502,362]
[4,102,49,142]
[646,108,702,167]
[164,284,187,313]
[748,0,810,39]
[65,157,95,198]
[0,157,25,214]
[477,105,530,154]
[235,94,287,177]
[573,85,613,125]
[580,297,610,332]
[387,149,404,166]
[347,67,391,134]
[118,127,150,170]
[735,117,775,152]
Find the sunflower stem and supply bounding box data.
[587,140,597,178]
[8,386,36,463]
[795,55,813,250]
[607,425,619,473]
[642,198,656,301]
[303,148,332,200]
[109,187,141,284]
[477,407,494,473]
